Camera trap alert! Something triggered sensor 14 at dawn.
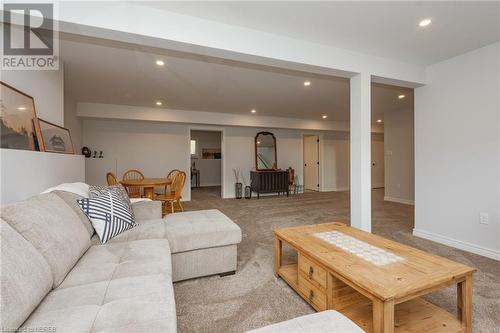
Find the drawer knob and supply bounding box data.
[308,266,314,278]
[309,290,314,300]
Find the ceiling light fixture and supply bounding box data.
[322,115,328,119]
[251,109,257,114]
[377,119,383,123]
[398,94,405,99]
[304,81,311,86]
[418,18,432,27]
[155,101,163,106]
[155,60,165,66]
[17,106,26,110]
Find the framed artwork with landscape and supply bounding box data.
[37,119,75,154]
[0,81,42,151]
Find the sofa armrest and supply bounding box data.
[131,200,162,221]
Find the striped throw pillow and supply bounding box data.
[77,190,136,244]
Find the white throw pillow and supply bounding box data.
[42,182,90,198]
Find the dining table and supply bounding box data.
[120,178,172,199]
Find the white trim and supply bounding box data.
[187,126,226,200]
[322,187,349,192]
[413,228,500,261]
[384,196,414,205]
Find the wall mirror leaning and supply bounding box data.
[255,131,277,170]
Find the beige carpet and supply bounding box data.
[174,188,500,332]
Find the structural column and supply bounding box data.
[350,73,372,232]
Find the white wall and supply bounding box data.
[82,119,190,197]
[64,94,83,153]
[1,67,64,126]
[82,118,307,200]
[191,130,221,187]
[0,149,85,204]
[414,42,500,260]
[384,103,414,204]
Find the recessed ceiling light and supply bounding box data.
[377,119,383,123]
[398,94,405,99]
[17,106,26,110]
[251,109,257,114]
[257,141,261,144]
[322,115,328,119]
[304,81,311,86]
[155,60,165,66]
[155,101,163,106]
[418,18,432,27]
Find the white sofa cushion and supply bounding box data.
[53,190,95,237]
[164,209,242,253]
[246,310,365,333]
[20,238,176,333]
[1,193,91,288]
[0,220,53,330]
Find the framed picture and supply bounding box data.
[37,118,74,154]
[0,81,43,151]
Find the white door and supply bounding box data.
[371,138,385,188]
[304,135,319,191]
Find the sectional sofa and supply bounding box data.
[0,190,241,332]
[1,188,363,333]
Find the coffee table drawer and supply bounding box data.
[298,274,327,311]
[298,254,327,289]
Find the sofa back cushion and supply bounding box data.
[53,190,95,237]
[0,220,53,330]
[1,192,91,288]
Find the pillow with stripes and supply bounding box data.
[77,190,136,244]
[89,184,135,219]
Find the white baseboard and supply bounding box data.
[322,186,349,192]
[384,196,414,205]
[413,228,500,261]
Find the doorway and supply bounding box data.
[371,133,385,189]
[190,130,223,199]
[303,135,320,191]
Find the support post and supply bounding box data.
[350,73,372,232]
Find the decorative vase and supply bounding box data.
[244,186,252,199]
[81,146,91,158]
[235,182,243,199]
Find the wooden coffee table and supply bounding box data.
[274,222,475,333]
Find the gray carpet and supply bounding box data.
[174,188,500,332]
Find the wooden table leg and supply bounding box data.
[457,274,472,333]
[373,299,394,333]
[143,186,154,199]
[274,236,282,277]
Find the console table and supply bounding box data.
[250,170,289,199]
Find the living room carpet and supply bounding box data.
[174,188,500,332]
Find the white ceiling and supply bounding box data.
[61,35,412,122]
[139,1,500,66]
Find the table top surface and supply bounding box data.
[274,222,475,301]
[120,178,172,186]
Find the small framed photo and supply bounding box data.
[36,118,74,154]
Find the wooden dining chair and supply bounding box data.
[156,171,186,215]
[155,169,180,196]
[106,172,119,186]
[122,169,144,198]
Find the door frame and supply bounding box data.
[187,126,226,200]
[301,133,325,191]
